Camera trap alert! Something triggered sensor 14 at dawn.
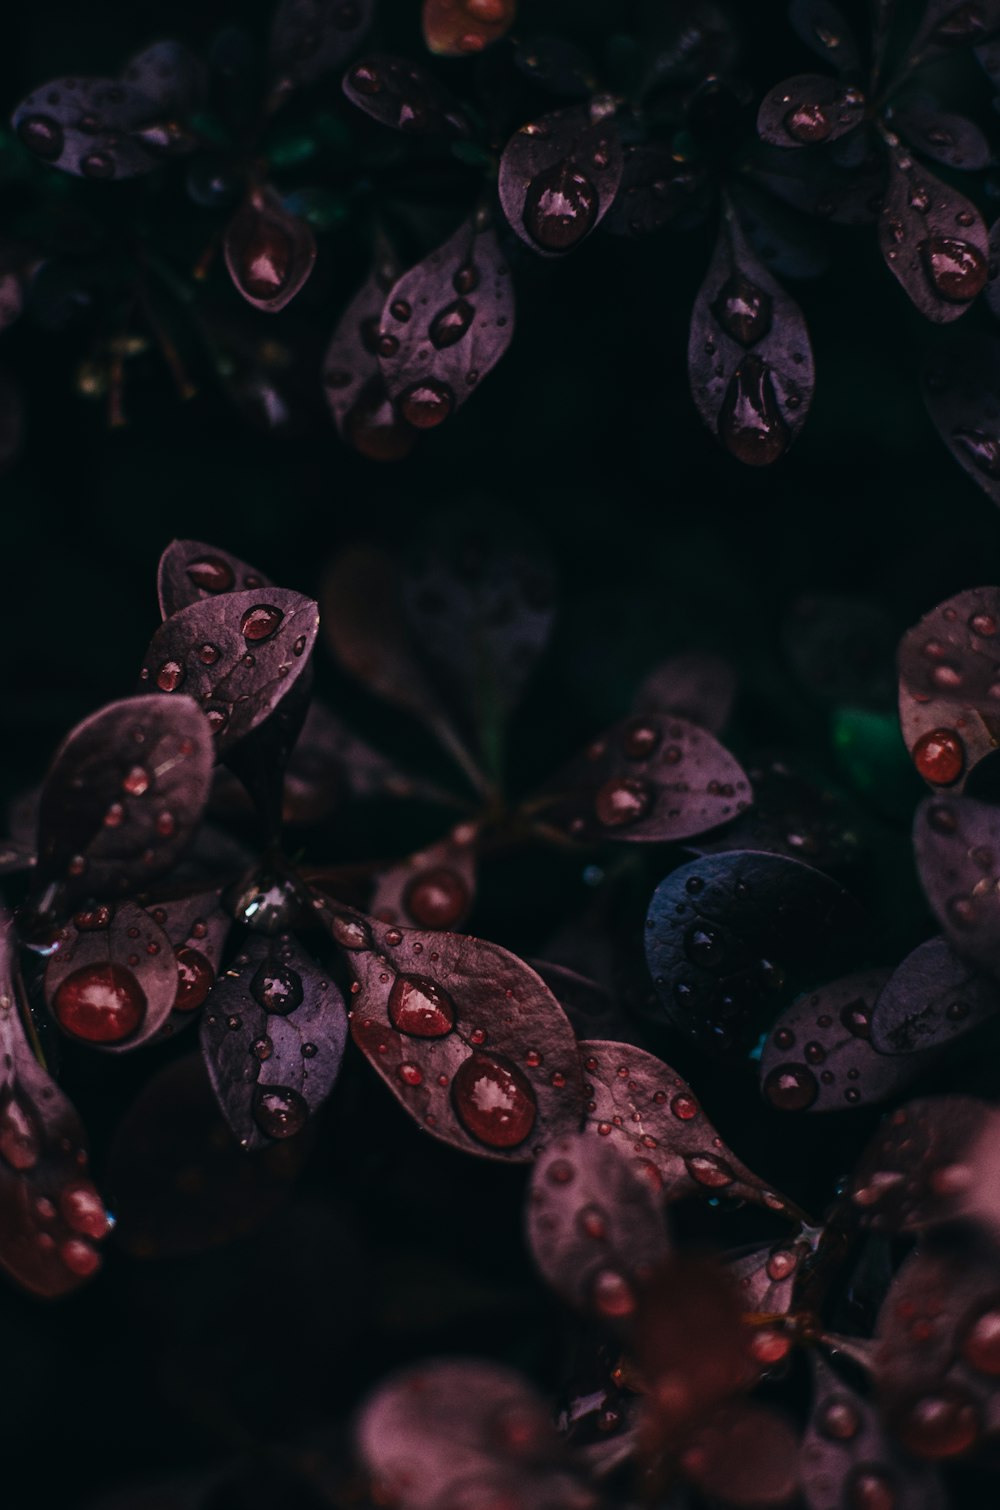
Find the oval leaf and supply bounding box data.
[369,829,477,931]
[879,137,988,322]
[44,901,177,1051]
[633,651,736,734]
[498,101,624,257]
[157,538,272,619]
[848,1094,995,1232]
[894,104,992,172]
[871,936,1000,1054]
[757,74,864,148]
[913,793,1000,974]
[224,189,317,313]
[343,55,469,135]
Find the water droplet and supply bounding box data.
[17,113,64,160]
[248,959,303,1016]
[0,1094,39,1170]
[198,643,220,665]
[594,776,653,828]
[927,802,957,834]
[389,298,411,321]
[913,728,965,785]
[60,1238,100,1276]
[59,1183,109,1239]
[453,263,479,295]
[240,603,283,641]
[894,1388,981,1459]
[592,1267,635,1318]
[840,999,871,1039]
[684,922,725,967]
[719,354,790,466]
[349,61,381,94]
[711,272,773,346]
[671,1092,698,1120]
[952,428,1000,479]
[818,1395,861,1440]
[763,1063,818,1111]
[252,1084,308,1139]
[387,974,456,1037]
[80,152,114,180]
[523,163,599,251]
[399,379,454,429]
[240,220,294,300]
[765,1247,797,1282]
[398,1061,423,1086]
[122,764,150,797]
[547,1158,574,1184]
[622,719,661,759]
[157,660,184,692]
[430,298,474,349]
[961,1305,1000,1375]
[187,556,235,593]
[920,237,988,303]
[578,1203,607,1239]
[53,962,146,1043]
[684,1152,735,1188]
[451,1051,537,1148]
[784,101,831,143]
[846,1468,895,1510]
[403,866,470,928]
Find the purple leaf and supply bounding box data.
[283,700,452,821]
[33,694,213,912]
[727,1235,816,1317]
[848,1094,993,1231]
[269,0,374,96]
[422,0,517,58]
[923,332,1000,504]
[314,900,585,1162]
[913,794,1000,973]
[200,931,347,1150]
[689,199,814,466]
[323,239,417,460]
[759,968,933,1113]
[871,936,1000,1053]
[892,103,993,171]
[906,0,1000,68]
[757,74,865,148]
[681,1402,800,1507]
[0,910,110,1296]
[138,587,319,756]
[526,1132,670,1324]
[547,713,751,843]
[604,144,710,237]
[376,214,514,429]
[645,851,863,1054]
[579,1038,797,1215]
[785,593,897,708]
[224,189,317,313]
[369,829,477,931]
[879,137,988,322]
[157,538,272,618]
[145,889,230,1036]
[342,55,469,135]
[633,651,736,733]
[498,101,624,257]
[44,901,178,1051]
[788,0,861,75]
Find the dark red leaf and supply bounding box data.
[579,1038,797,1215]
[343,55,469,135]
[682,1402,799,1507]
[377,214,514,428]
[871,936,1000,1054]
[144,889,230,1037]
[645,851,863,1055]
[757,74,865,148]
[105,1054,304,1259]
[913,794,1000,973]
[879,136,988,322]
[548,713,751,844]
[138,587,319,756]
[224,188,317,313]
[848,1094,993,1231]
[369,829,477,931]
[893,103,992,171]
[633,651,736,734]
[785,593,897,708]
[526,1132,670,1324]
[0,911,110,1296]
[498,101,624,257]
[689,199,814,466]
[199,931,347,1150]
[788,0,861,75]
[269,0,375,95]
[157,538,272,619]
[33,694,213,912]
[314,900,585,1162]
[422,0,517,58]
[44,901,177,1051]
[922,331,1000,504]
[531,963,635,1045]
[899,588,1000,790]
[323,237,416,460]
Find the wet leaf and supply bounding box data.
[157,538,272,619]
[199,931,346,1150]
[757,74,864,148]
[343,55,469,135]
[314,900,585,1162]
[633,651,736,734]
[898,586,1000,791]
[106,1055,304,1258]
[681,1401,800,1507]
[913,793,1000,973]
[138,587,319,756]
[848,1094,993,1231]
[879,137,988,322]
[144,889,230,1037]
[548,713,751,844]
[531,964,635,1045]
[33,694,213,912]
[788,0,861,75]
[727,1234,816,1317]
[578,1038,796,1215]
[0,911,110,1297]
[645,851,863,1054]
[323,239,416,460]
[922,331,1000,505]
[689,199,814,466]
[224,188,317,313]
[759,968,933,1113]
[369,829,477,931]
[893,103,992,172]
[604,144,711,238]
[784,593,897,709]
[377,215,514,429]
[44,901,177,1051]
[526,1132,670,1324]
[498,101,624,257]
[422,0,517,59]
[906,0,1000,69]
[269,0,374,95]
[871,936,1000,1054]
[727,180,831,280]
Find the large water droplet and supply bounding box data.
[157,660,185,692]
[712,272,773,346]
[894,1388,981,1459]
[174,946,215,1012]
[763,1063,818,1111]
[961,1305,1000,1375]
[240,603,283,642]
[684,1152,735,1187]
[451,1051,537,1148]
[399,379,454,429]
[429,298,475,349]
[240,221,294,300]
[592,1267,635,1318]
[253,1084,308,1139]
[250,960,304,1015]
[920,236,988,303]
[17,113,64,160]
[523,162,599,251]
[403,866,470,928]
[53,962,146,1043]
[187,556,235,593]
[784,101,832,143]
[387,973,456,1037]
[59,1183,109,1239]
[594,776,653,828]
[912,728,965,785]
[718,354,790,466]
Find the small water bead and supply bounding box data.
[764,1063,818,1111]
[389,299,411,322]
[684,922,725,967]
[155,811,175,837]
[430,299,474,349]
[947,895,977,928]
[185,554,236,594]
[920,237,988,303]
[157,660,184,692]
[840,999,871,1039]
[80,152,114,180]
[404,866,470,928]
[198,643,220,665]
[74,907,111,931]
[751,1326,791,1365]
[350,61,381,93]
[718,353,789,467]
[240,222,294,300]
[103,802,124,828]
[252,1084,308,1139]
[327,912,371,950]
[961,1305,1000,1375]
[547,1159,574,1185]
[250,960,304,1015]
[912,728,964,785]
[591,1267,635,1318]
[774,1027,795,1050]
[927,802,957,834]
[251,1036,273,1061]
[594,776,653,828]
[525,1049,542,1067]
[0,1095,39,1170]
[765,1247,797,1282]
[469,1027,487,1045]
[453,262,479,295]
[387,974,456,1038]
[804,1041,826,1065]
[60,1183,109,1239]
[240,603,283,641]
[54,962,146,1043]
[523,163,599,252]
[846,1469,896,1510]
[451,1052,537,1148]
[398,1062,423,1086]
[622,719,661,759]
[399,379,454,429]
[17,113,64,159]
[711,272,773,346]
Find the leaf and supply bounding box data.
[688,199,814,466]
[44,901,178,1050]
[323,240,417,460]
[531,963,636,1044]
[644,851,863,1054]
[800,1355,946,1510]
[906,0,1000,69]
[922,331,1000,504]
[727,1234,817,1317]
[422,0,517,58]
[105,1055,304,1259]
[224,188,317,313]
[879,137,988,323]
[603,144,711,238]
[138,588,319,756]
[848,1094,994,1231]
[759,968,933,1113]
[283,700,452,821]
[314,900,585,1162]
[871,936,1000,1054]
[727,180,831,280]
[157,538,272,618]
[681,1402,800,1507]
[342,55,469,135]
[356,1358,594,1510]
[892,103,992,171]
[788,0,861,75]
[578,1038,797,1215]
[526,1132,670,1324]
[548,713,751,843]
[633,651,736,733]
[757,74,865,148]
[498,101,624,257]
[913,794,1000,974]
[12,44,201,179]
[0,911,110,1296]
[33,694,213,912]
[145,889,231,1037]
[784,593,897,708]
[200,931,347,1150]
[269,0,375,95]
[746,134,885,226]
[376,215,514,429]
[369,829,477,930]
[898,586,1000,791]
